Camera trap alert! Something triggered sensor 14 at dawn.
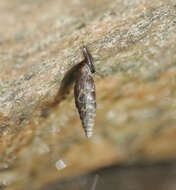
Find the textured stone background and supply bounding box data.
[0,0,176,189]
[41,162,176,190]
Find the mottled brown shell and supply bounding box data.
[74,63,96,138]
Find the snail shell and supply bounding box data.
[74,46,96,138]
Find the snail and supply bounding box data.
[59,46,96,138]
[74,46,96,138]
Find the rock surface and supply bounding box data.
[41,161,176,190]
[0,0,176,189]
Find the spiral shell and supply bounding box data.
[74,46,96,138]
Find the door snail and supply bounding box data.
[74,46,96,138]
[59,46,96,138]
